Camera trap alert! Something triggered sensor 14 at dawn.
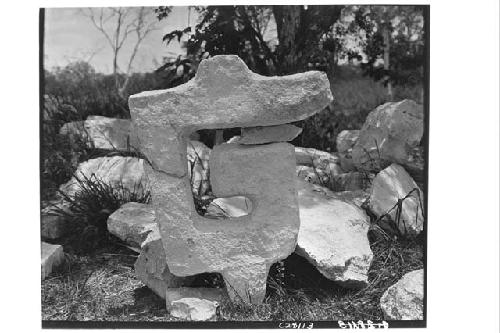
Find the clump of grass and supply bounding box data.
[50,173,151,254]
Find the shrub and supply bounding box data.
[51,173,151,254]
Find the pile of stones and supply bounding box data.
[41,55,424,321]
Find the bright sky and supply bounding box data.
[44,7,196,74]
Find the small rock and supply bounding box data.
[380,269,424,320]
[295,146,340,166]
[107,202,157,249]
[205,197,252,219]
[336,130,360,153]
[239,124,302,145]
[295,179,373,287]
[41,242,64,279]
[166,287,227,310]
[368,164,424,235]
[332,172,370,192]
[170,298,218,321]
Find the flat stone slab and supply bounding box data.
[352,99,423,171]
[129,55,332,304]
[170,298,218,321]
[41,242,64,279]
[368,164,424,235]
[239,124,302,145]
[380,269,424,320]
[295,179,373,287]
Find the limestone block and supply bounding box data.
[60,116,139,151]
[170,298,218,321]
[295,179,373,287]
[380,269,424,320]
[239,124,302,144]
[129,55,332,304]
[129,55,332,177]
[368,164,424,235]
[352,100,423,171]
[41,242,64,279]
[59,156,147,197]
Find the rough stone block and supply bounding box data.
[380,269,424,320]
[41,242,64,279]
[368,164,424,235]
[352,99,423,171]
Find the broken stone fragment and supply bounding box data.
[129,55,332,304]
[107,202,157,250]
[205,197,252,219]
[352,99,423,171]
[295,179,373,287]
[239,124,302,145]
[380,269,424,320]
[165,287,228,311]
[41,242,65,279]
[170,298,219,321]
[368,164,424,235]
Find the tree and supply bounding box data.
[82,7,162,98]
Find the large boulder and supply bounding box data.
[129,55,332,304]
[368,164,424,235]
[59,156,147,197]
[41,242,64,279]
[60,116,139,151]
[295,179,373,287]
[380,269,424,320]
[352,100,424,171]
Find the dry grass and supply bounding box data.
[41,230,423,323]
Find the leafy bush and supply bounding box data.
[51,173,151,254]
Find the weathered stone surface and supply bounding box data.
[129,55,331,304]
[380,269,424,320]
[352,99,423,171]
[295,146,340,166]
[41,242,64,279]
[166,287,227,310]
[368,164,424,235]
[60,116,139,151]
[329,190,370,209]
[239,124,302,145]
[170,298,218,321]
[134,225,194,298]
[41,215,67,240]
[59,156,147,197]
[107,202,157,249]
[129,55,332,177]
[205,197,252,219]
[295,179,373,287]
[336,129,360,153]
